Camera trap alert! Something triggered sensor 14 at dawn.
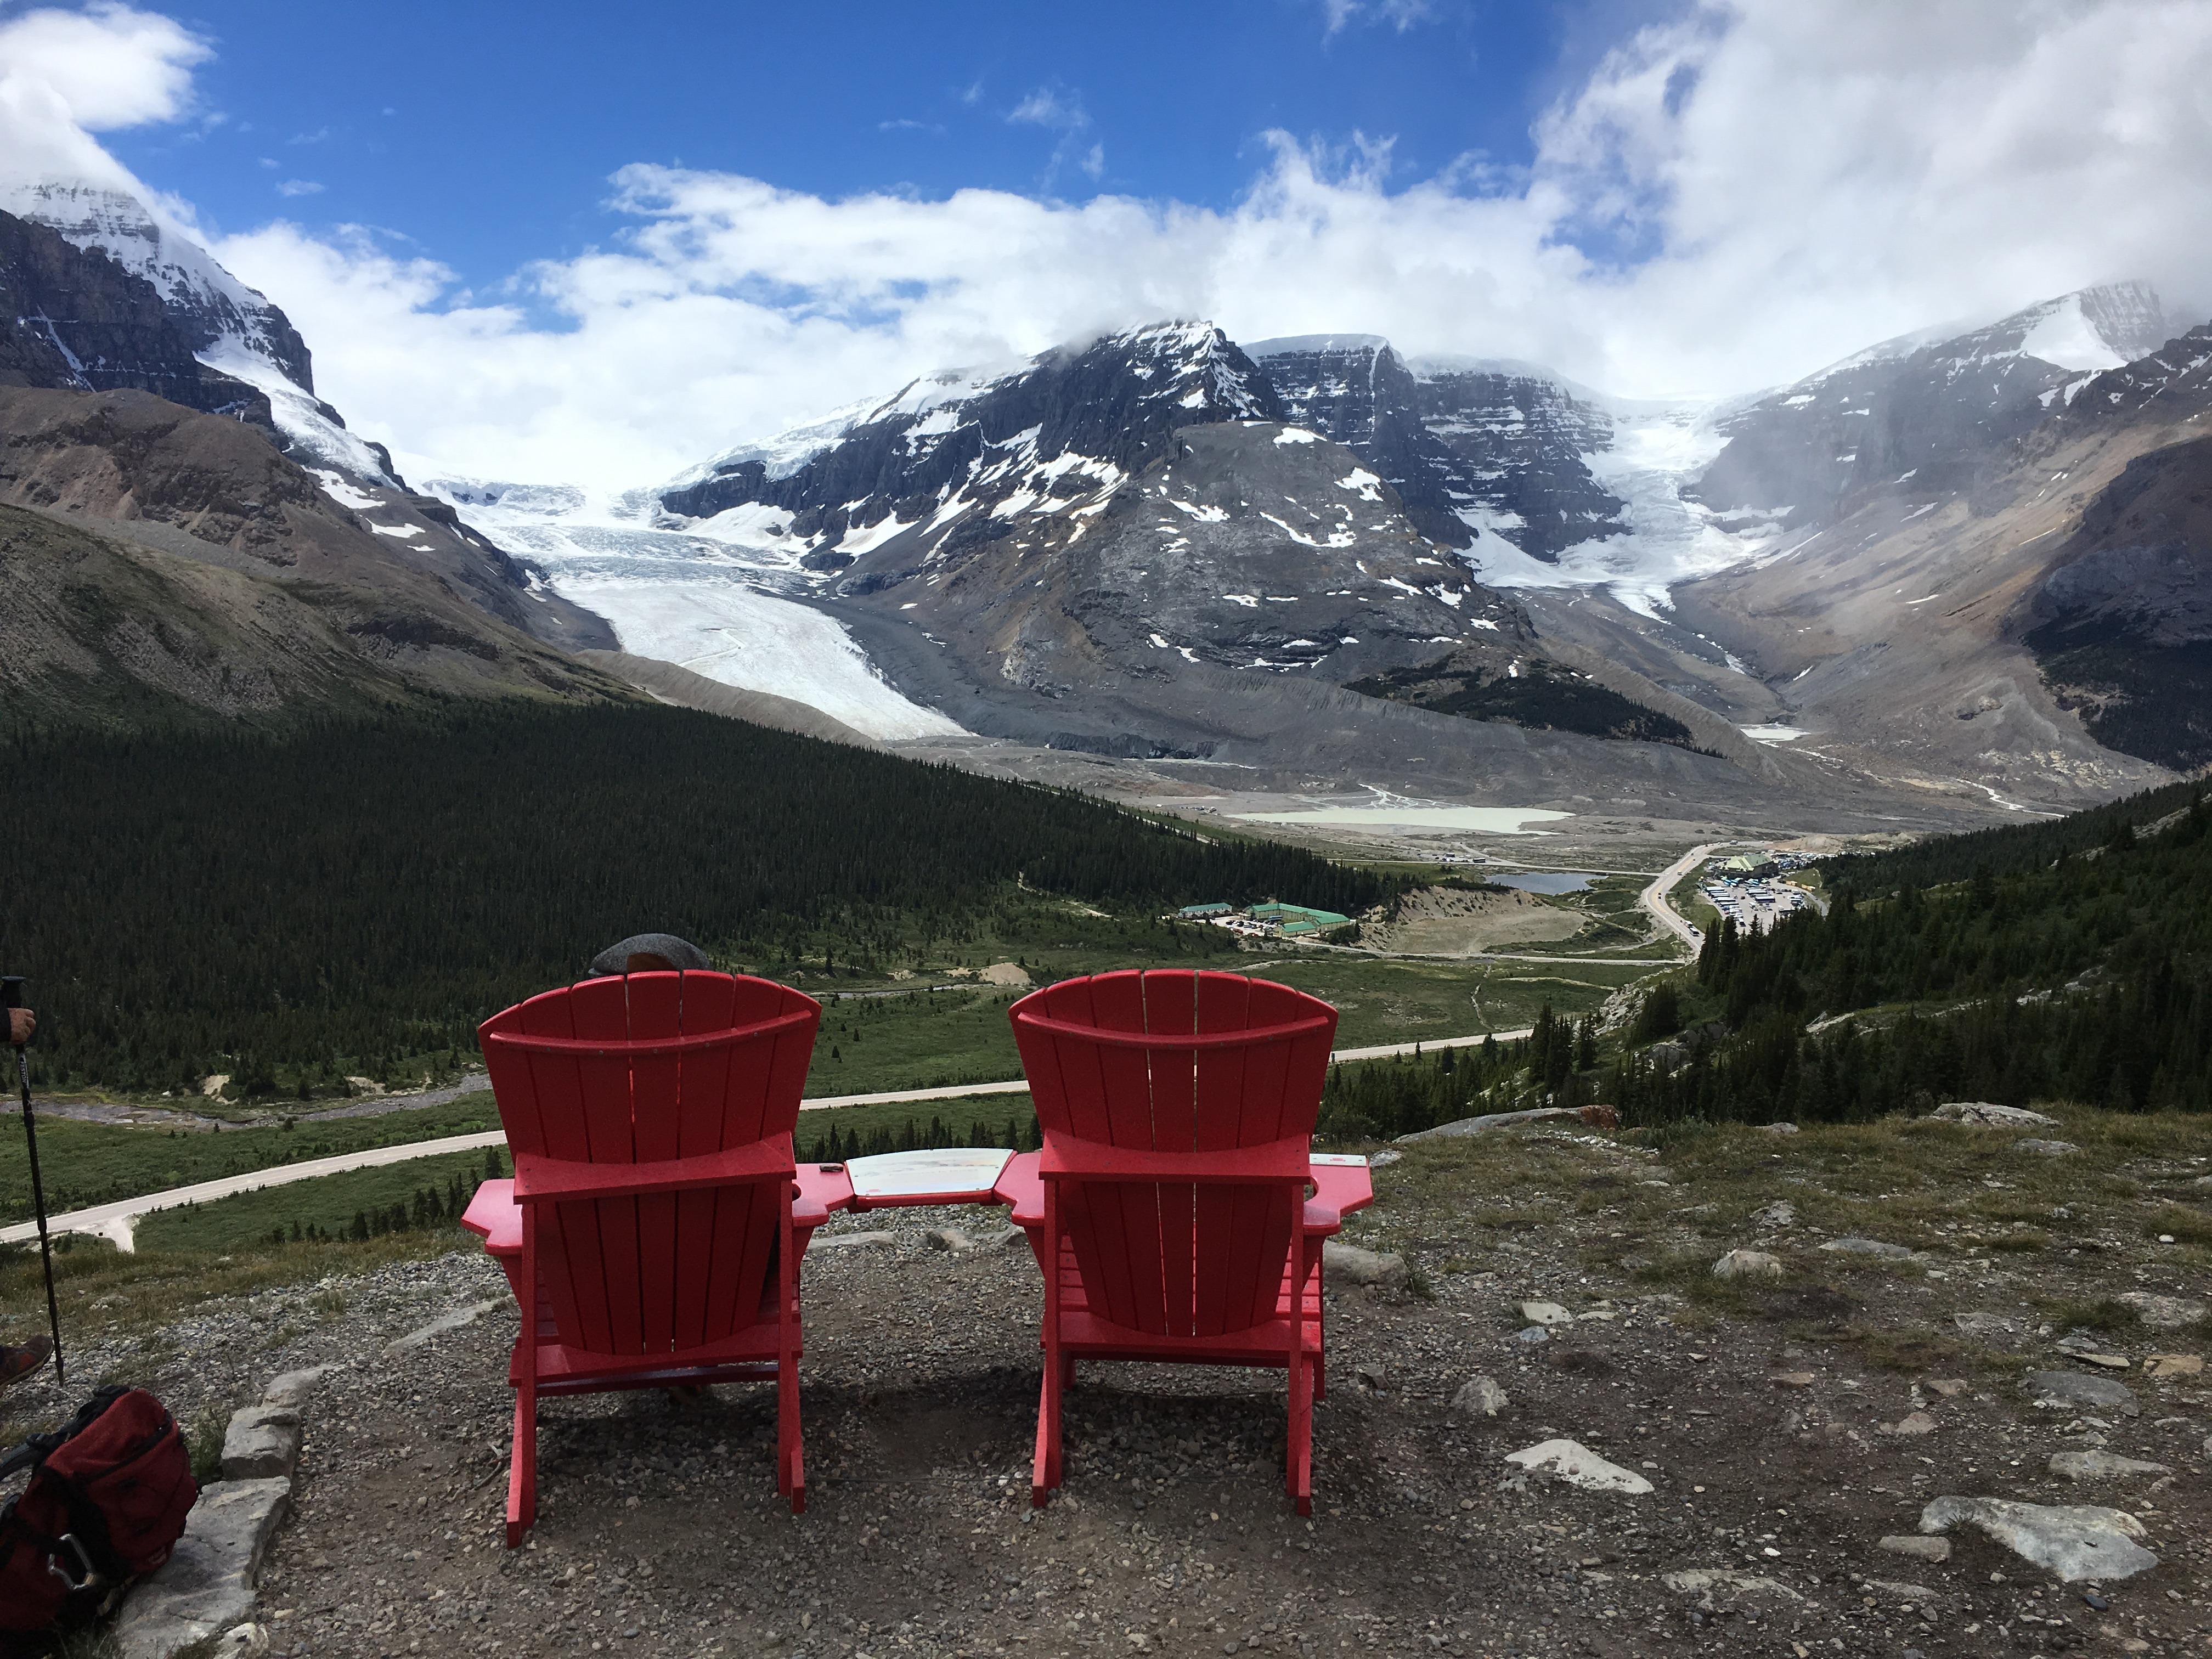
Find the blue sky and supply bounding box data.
[114,1,1599,291]
[13,0,2207,492]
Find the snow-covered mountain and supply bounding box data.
[0,174,397,486]
[1692,281,2169,529]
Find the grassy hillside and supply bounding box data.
[0,702,1391,1097]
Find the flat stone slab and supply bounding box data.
[2049,1451,2171,1481]
[1504,1438,1654,1495]
[1663,1569,1800,1601]
[1920,1495,2157,1582]
[1820,1237,1915,1259]
[1519,1300,1573,1326]
[115,1478,292,1659]
[2024,1369,2140,1417]
[2117,1291,2206,1329]
[261,1365,336,1408]
[811,1230,896,1250]
[1932,1101,2059,1127]
[1864,1580,1936,1602]
[385,1296,505,1354]
[2145,1353,2204,1378]
[220,1406,302,1483]
[2013,1139,2079,1156]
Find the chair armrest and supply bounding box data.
[792,1164,855,1229]
[461,1179,521,1255]
[1039,1133,1310,1184]
[1308,1161,1375,1217]
[1302,1198,1344,1236]
[994,1151,1045,1228]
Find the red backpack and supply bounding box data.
[0,1386,197,1652]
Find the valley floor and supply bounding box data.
[8,1107,2208,1659]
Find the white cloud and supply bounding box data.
[0,2,204,129]
[274,178,322,196]
[1321,0,1437,36]
[1008,87,1084,131]
[13,0,2212,500]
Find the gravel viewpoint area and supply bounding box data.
[3,1109,2210,1659]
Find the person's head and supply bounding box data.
[588,933,712,978]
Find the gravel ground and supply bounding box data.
[4,1121,2210,1659]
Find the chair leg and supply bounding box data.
[506,1382,537,1548]
[1286,1351,1314,1518]
[1031,1360,1062,1506]
[778,1348,804,1513]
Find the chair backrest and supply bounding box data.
[478,971,820,1358]
[1009,969,1338,1339]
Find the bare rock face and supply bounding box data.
[0,210,270,421]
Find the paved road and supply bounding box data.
[1,1027,1539,1253]
[1639,843,1717,950]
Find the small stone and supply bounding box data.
[1878,1535,1951,1563]
[1519,1300,1574,1326]
[1866,1580,1935,1602]
[2024,1370,2140,1417]
[1953,1312,2020,1340]
[1749,1201,1797,1229]
[220,1407,302,1483]
[2083,1592,2111,1612]
[213,1626,269,1658]
[1713,1249,1784,1281]
[1367,1148,1403,1169]
[1930,1101,2060,1127]
[1451,1375,1508,1417]
[2048,1451,2171,1481]
[2013,1139,2079,1156]
[1323,1241,1408,1289]
[924,1227,973,1252]
[1819,1237,1914,1259]
[2115,1291,2206,1329]
[1771,1372,1816,1387]
[1511,1325,1551,1346]
[2076,1352,2131,1371]
[1925,1378,1970,1398]
[1354,1362,1388,1391]
[1759,1122,1799,1136]
[2144,1353,2203,1378]
[1882,1411,1938,1437]
[1503,1438,1655,1494]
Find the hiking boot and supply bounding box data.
[0,1335,53,1386]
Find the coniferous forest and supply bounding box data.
[0,704,1390,1095]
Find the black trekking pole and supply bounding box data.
[4,977,63,1384]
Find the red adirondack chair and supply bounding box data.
[460,971,850,1544]
[995,969,1370,1516]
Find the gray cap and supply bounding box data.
[589,933,712,977]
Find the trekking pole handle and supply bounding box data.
[2,976,26,1048]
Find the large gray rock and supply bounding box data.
[1324,1241,1408,1290]
[811,1229,897,1250]
[219,1406,301,1483]
[1748,1201,1797,1229]
[1713,1249,1784,1281]
[1397,1107,1585,1142]
[2024,1370,2141,1417]
[2013,1138,2079,1156]
[115,1478,292,1659]
[1919,1496,2158,1582]
[1932,1102,2060,1128]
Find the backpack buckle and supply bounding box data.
[46,1533,98,1590]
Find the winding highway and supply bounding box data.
[1,1025,1536,1254]
[1639,842,1716,950]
